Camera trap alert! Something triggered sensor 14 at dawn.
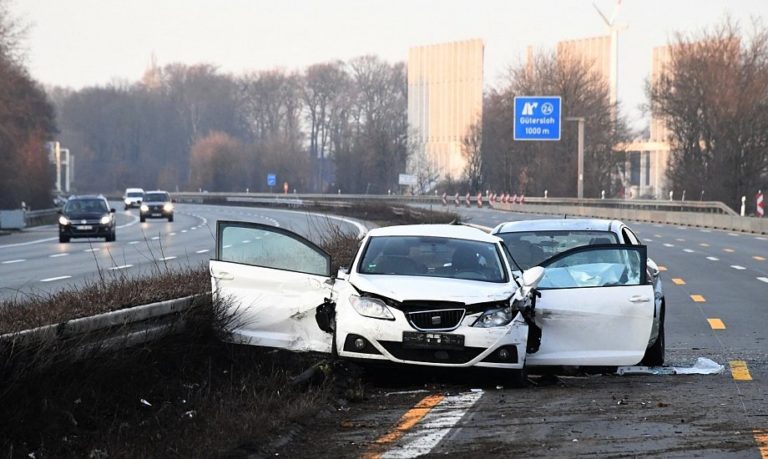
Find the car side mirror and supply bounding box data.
[647,258,659,278]
[522,266,544,289]
[110,208,116,213]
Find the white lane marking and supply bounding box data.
[728,233,739,236]
[0,236,57,249]
[151,236,160,240]
[170,232,177,236]
[643,238,653,242]
[49,253,69,258]
[159,256,177,261]
[84,248,100,253]
[2,259,26,264]
[663,243,675,247]
[223,244,232,249]
[129,241,140,245]
[191,227,198,231]
[676,238,686,242]
[181,230,188,233]
[380,391,484,459]
[700,229,712,233]
[683,249,695,253]
[758,277,768,283]
[756,236,767,241]
[41,275,72,282]
[109,264,133,270]
[242,240,251,244]
[731,265,747,270]
[195,249,209,254]
[707,256,720,261]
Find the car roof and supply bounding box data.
[493,218,624,234]
[144,190,169,194]
[125,188,144,192]
[68,194,107,201]
[367,224,502,243]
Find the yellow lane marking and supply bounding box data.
[754,429,768,459]
[699,243,710,247]
[690,294,706,302]
[363,393,445,459]
[658,265,668,272]
[730,360,753,381]
[754,256,766,261]
[707,318,726,330]
[724,248,735,253]
[672,278,686,285]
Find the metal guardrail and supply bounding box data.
[0,294,209,366]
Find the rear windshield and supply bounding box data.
[126,191,143,198]
[498,230,620,270]
[358,235,507,283]
[145,192,170,201]
[64,199,108,213]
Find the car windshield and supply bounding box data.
[358,236,507,283]
[127,192,143,198]
[145,193,169,201]
[65,199,108,213]
[498,230,620,270]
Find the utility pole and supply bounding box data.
[566,117,585,199]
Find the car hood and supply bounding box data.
[64,212,109,220]
[348,273,516,304]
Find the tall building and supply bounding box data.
[557,35,613,106]
[407,39,484,180]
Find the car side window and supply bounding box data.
[537,245,647,289]
[216,222,330,276]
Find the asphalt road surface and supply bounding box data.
[0,202,365,301]
[3,202,768,457]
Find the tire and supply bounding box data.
[168,214,174,222]
[508,368,528,388]
[140,215,146,223]
[641,304,665,366]
[106,231,116,242]
[59,234,70,243]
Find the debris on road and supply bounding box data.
[616,357,724,375]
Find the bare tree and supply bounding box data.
[649,19,768,209]
[462,121,483,192]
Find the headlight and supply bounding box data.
[348,295,395,320]
[473,308,514,328]
[100,215,111,225]
[58,215,70,225]
[163,203,173,211]
[124,198,130,205]
[140,204,149,212]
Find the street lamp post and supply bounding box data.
[565,117,585,199]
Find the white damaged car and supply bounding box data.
[210,222,656,380]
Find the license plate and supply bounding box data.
[76,225,92,230]
[402,331,464,350]
[151,213,161,217]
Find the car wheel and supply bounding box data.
[59,235,70,243]
[140,215,146,223]
[168,214,174,222]
[641,304,665,366]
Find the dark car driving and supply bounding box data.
[58,195,117,243]
[139,190,174,222]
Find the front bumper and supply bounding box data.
[140,205,173,218]
[59,223,113,238]
[336,306,528,369]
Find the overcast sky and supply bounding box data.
[10,0,768,129]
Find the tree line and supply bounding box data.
[55,57,408,195]
[0,0,55,209]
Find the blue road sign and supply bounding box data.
[267,173,277,187]
[514,96,561,141]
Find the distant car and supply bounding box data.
[58,195,116,243]
[139,190,174,222]
[210,222,658,381]
[123,188,145,210]
[491,218,665,366]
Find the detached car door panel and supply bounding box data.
[526,245,654,366]
[210,221,333,353]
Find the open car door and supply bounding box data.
[209,221,333,353]
[525,244,655,366]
